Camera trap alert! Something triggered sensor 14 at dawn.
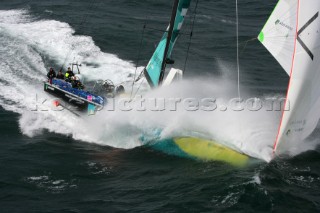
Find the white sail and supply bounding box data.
[258,0,298,75]
[259,0,320,154]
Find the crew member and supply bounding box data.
[71,76,84,89]
[77,81,84,89]
[56,69,64,80]
[47,68,56,84]
[65,67,74,82]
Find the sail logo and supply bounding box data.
[297,12,319,60]
[275,19,293,31]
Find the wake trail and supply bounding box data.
[2,9,317,162]
[0,9,144,149]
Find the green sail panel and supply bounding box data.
[144,34,167,87]
[144,0,191,87]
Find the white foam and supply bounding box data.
[0,9,146,148]
[0,9,142,83]
[0,9,277,159]
[125,78,279,161]
[252,173,261,185]
[1,9,315,162]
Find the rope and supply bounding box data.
[130,20,147,99]
[183,0,199,73]
[240,37,257,54]
[236,0,241,99]
[131,78,146,102]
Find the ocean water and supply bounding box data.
[0,0,320,212]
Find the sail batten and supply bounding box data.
[259,0,320,155]
[144,0,191,87]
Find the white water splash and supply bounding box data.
[1,9,318,162]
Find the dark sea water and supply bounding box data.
[1,0,320,212]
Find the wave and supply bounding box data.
[0,9,144,149]
[1,9,318,162]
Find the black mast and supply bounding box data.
[158,0,179,85]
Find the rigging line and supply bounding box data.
[240,37,257,54]
[134,68,145,83]
[183,0,199,73]
[236,0,244,150]
[130,19,147,100]
[134,6,154,83]
[236,0,241,99]
[131,78,146,101]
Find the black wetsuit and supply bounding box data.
[56,73,64,79]
[71,80,84,89]
[47,70,56,79]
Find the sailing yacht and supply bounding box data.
[138,0,251,166]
